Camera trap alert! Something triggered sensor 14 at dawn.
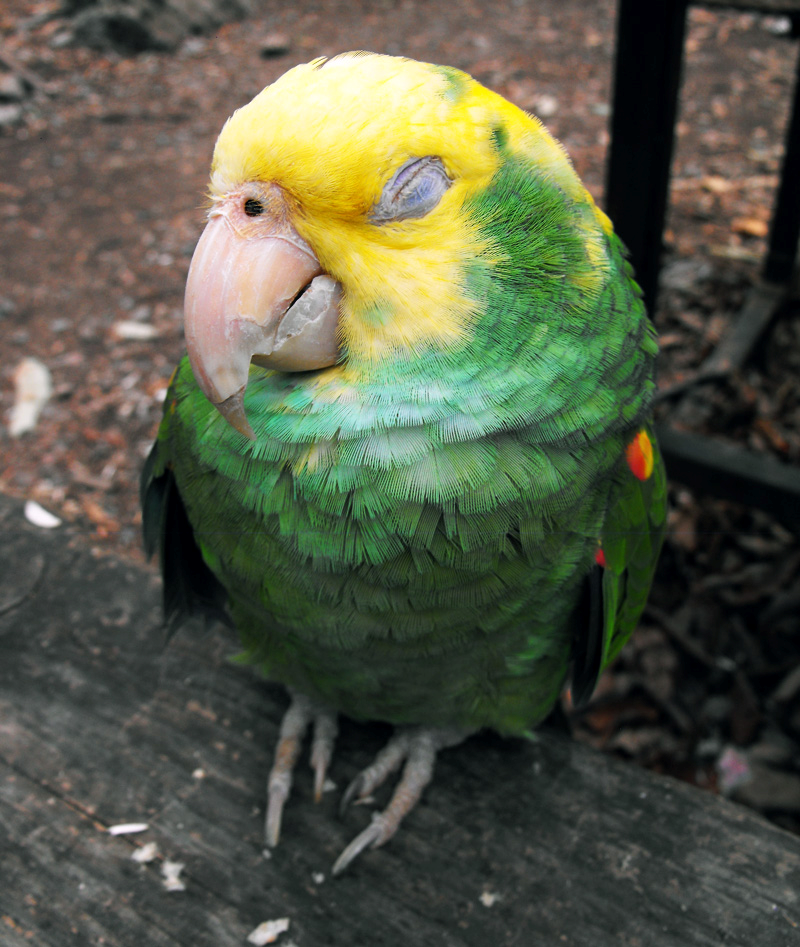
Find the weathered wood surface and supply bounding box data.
[1,492,799,947]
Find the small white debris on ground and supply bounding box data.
[108,823,149,836]
[161,860,186,892]
[113,320,160,340]
[192,767,206,779]
[312,871,325,885]
[130,842,159,864]
[246,918,291,945]
[480,889,501,907]
[24,499,62,529]
[8,356,52,436]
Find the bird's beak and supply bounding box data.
[184,188,342,438]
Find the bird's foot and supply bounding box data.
[332,725,470,876]
[265,694,470,874]
[265,689,338,847]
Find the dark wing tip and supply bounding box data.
[140,442,230,638]
[570,563,605,707]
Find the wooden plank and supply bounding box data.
[701,0,800,17]
[700,281,787,376]
[1,492,799,946]
[656,424,800,530]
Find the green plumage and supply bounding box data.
[143,124,666,739]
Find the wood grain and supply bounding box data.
[1,494,798,946]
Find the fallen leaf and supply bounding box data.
[80,497,119,533]
[8,357,52,436]
[752,417,789,453]
[24,500,62,529]
[731,216,769,238]
[701,175,732,194]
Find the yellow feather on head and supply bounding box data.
[209,52,607,367]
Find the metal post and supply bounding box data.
[605,0,689,315]
[764,39,800,282]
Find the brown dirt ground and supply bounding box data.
[1,1,799,832]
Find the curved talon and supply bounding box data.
[265,701,311,847]
[339,772,367,817]
[332,725,472,874]
[264,704,470,869]
[264,690,338,847]
[311,712,338,803]
[312,753,330,804]
[332,813,391,876]
[339,730,412,817]
[265,773,291,847]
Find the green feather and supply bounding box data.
[143,143,666,736]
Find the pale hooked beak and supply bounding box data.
[184,185,342,438]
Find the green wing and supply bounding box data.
[571,423,667,704]
[140,408,230,636]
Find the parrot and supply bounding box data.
[141,51,667,875]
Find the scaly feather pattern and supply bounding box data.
[143,52,666,743]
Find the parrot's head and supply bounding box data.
[185,52,616,437]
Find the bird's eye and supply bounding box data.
[371,156,451,223]
[244,198,264,217]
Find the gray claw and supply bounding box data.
[332,813,390,876]
[265,772,290,847]
[264,691,338,847]
[331,726,471,874]
[311,712,338,803]
[339,772,366,817]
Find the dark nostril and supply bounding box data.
[244,198,264,217]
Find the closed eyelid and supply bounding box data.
[392,157,434,189]
[370,156,451,223]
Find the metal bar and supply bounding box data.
[764,42,800,282]
[605,0,689,315]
